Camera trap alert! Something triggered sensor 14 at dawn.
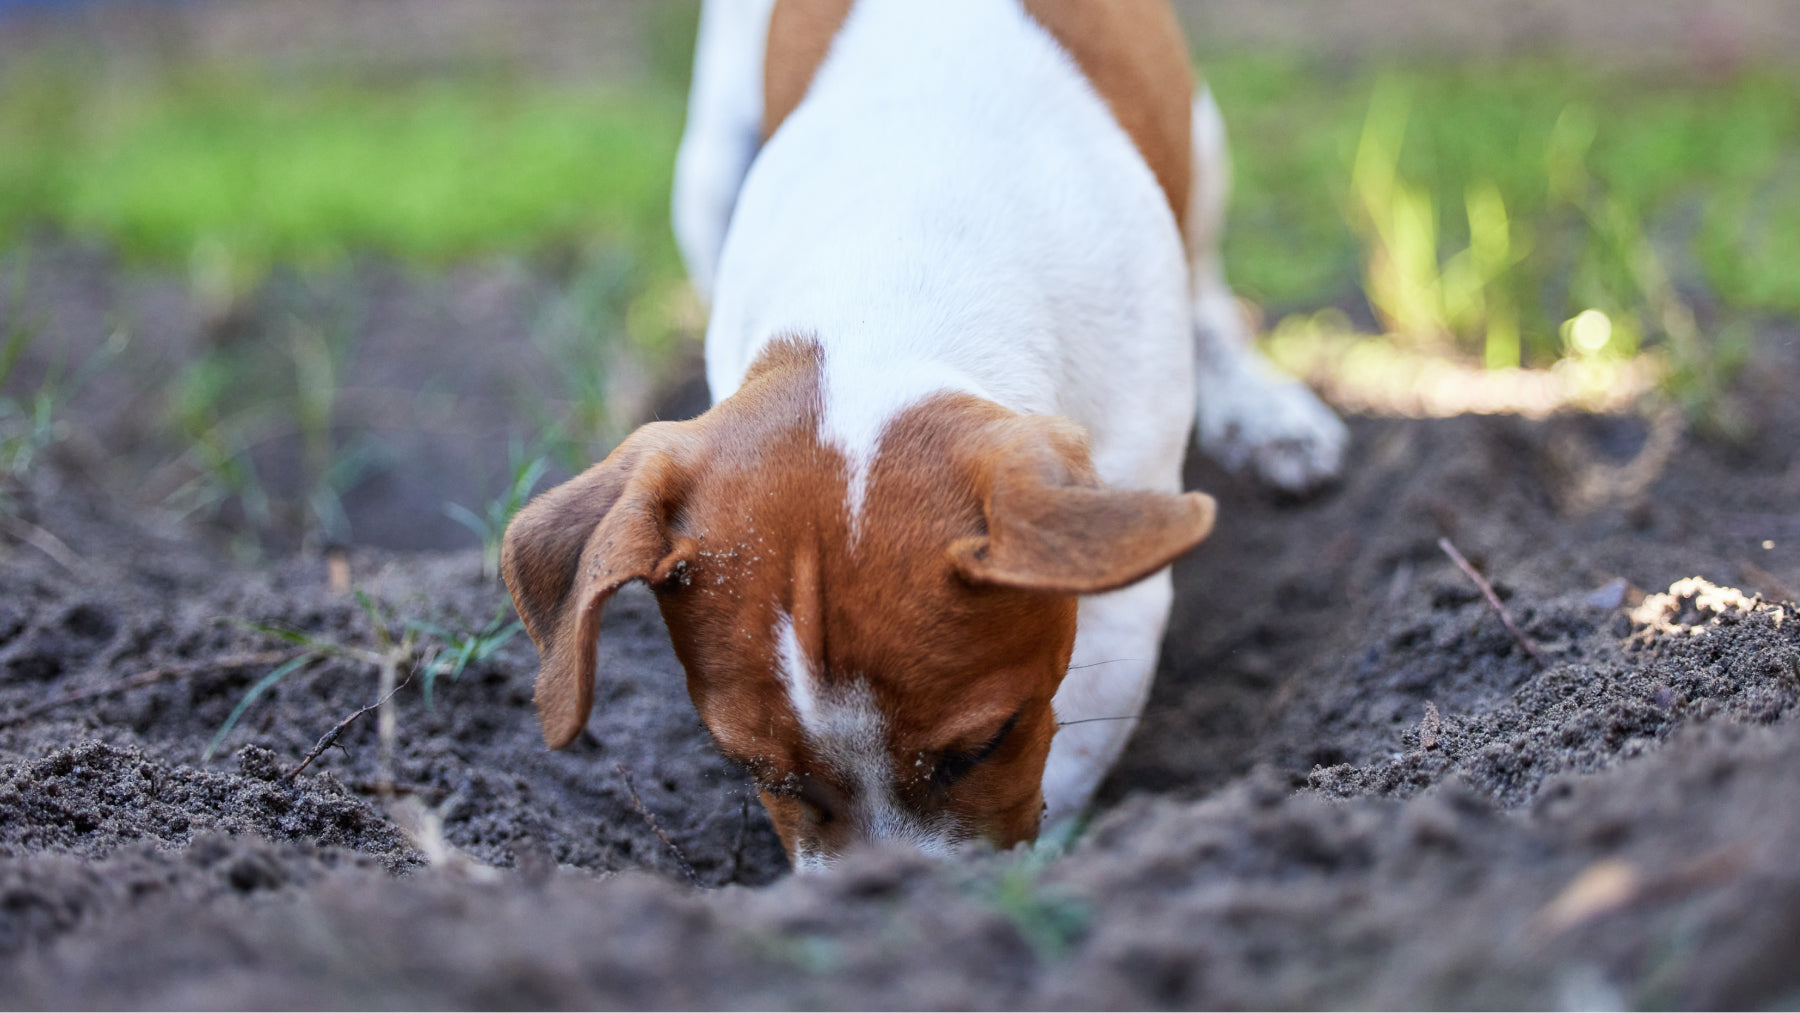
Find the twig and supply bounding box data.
[616,763,701,887]
[0,651,292,728]
[1438,537,1546,668]
[285,665,416,782]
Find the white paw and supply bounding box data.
[1196,359,1348,494]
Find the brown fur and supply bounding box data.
[762,0,852,141]
[502,341,1214,860]
[762,0,1194,229]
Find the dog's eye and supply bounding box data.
[930,712,1019,792]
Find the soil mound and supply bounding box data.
[0,249,1795,1006]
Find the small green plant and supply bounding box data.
[1350,79,1528,366]
[527,249,634,474]
[742,930,845,975]
[160,278,381,551]
[445,440,550,580]
[406,604,524,708]
[208,592,520,768]
[206,591,411,763]
[285,299,383,548]
[0,268,129,482]
[965,852,1091,960]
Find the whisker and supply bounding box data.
[1056,715,1139,727]
[1065,657,1149,672]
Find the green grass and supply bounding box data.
[2,48,1795,421]
[1207,53,1800,368]
[0,59,686,298]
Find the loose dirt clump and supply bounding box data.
[0,246,1796,1006]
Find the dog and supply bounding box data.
[502,0,1345,871]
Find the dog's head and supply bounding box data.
[502,341,1213,869]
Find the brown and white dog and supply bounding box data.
[503,0,1345,871]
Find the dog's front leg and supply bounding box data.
[1041,571,1175,834]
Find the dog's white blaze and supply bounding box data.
[806,680,961,859]
[774,610,819,733]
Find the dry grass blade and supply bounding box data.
[1438,536,1546,668]
[0,651,293,728]
[1530,844,1753,941]
[0,512,90,579]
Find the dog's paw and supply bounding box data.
[1196,362,1347,494]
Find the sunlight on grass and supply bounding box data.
[1204,53,1797,431]
[1263,309,1666,419]
[0,49,1794,441]
[1209,54,1800,326]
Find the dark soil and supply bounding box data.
[1,241,1797,1008]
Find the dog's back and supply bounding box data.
[764,0,1194,227]
[703,0,1199,504]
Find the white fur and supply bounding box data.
[675,0,1346,842]
[773,611,820,733]
[672,0,779,304]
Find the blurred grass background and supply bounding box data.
[8,53,1798,328]
[0,0,1796,555]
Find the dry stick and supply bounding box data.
[1438,536,1546,668]
[616,763,702,887]
[0,651,293,729]
[285,666,416,782]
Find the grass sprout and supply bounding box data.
[966,854,1091,961]
[408,605,524,709]
[446,440,549,581]
[0,263,130,481]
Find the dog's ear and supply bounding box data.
[949,415,1215,594]
[501,423,695,749]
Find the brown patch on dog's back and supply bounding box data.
[762,0,853,141]
[1021,0,1194,230]
[761,0,1194,229]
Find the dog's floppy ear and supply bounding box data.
[950,415,1216,594]
[501,423,695,749]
